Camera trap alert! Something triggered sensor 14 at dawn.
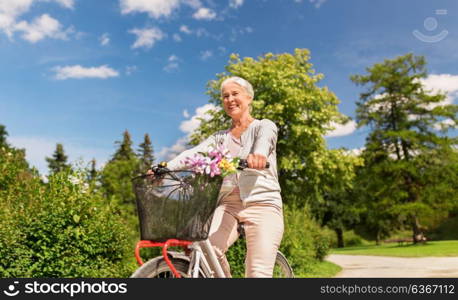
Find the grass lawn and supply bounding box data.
[330,240,458,257]
[294,261,342,278]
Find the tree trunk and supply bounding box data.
[375,229,381,245]
[412,215,425,244]
[335,227,344,248]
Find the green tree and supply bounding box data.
[137,133,155,173]
[190,49,355,208]
[0,124,8,148]
[354,137,403,244]
[111,130,136,162]
[351,53,458,243]
[315,151,363,247]
[46,143,71,174]
[88,158,98,182]
[101,130,139,216]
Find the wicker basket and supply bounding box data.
[133,171,222,241]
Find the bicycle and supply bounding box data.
[130,160,294,278]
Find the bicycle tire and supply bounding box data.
[273,251,294,278]
[130,256,207,278]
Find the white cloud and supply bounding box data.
[310,0,327,8]
[434,119,456,131]
[120,0,180,18]
[325,120,357,138]
[120,0,215,21]
[14,13,70,43]
[99,32,110,46]
[178,25,216,40]
[159,104,219,161]
[229,26,254,42]
[129,27,165,49]
[179,25,192,34]
[157,136,189,162]
[195,27,210,37]
[163,55,180,73]
[296,0,327,8]
[53,65,119,80]
[192,7,216,20]
[200,50,213,61]
[420,74,458,106]
[344,147,365,156]
[182,0,202,9]
[125,65,138,75]
[51,0,75,9]
[0,0,73,41]
[183,109,190,118]
[9,135,111,176]
[0,0,36,37]
[179,104,217,134]
[229,0,244,9]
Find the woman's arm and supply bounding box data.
[252,119,278,158]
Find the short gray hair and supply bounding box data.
[220,76,254,99]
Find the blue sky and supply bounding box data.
[1,0,457,175]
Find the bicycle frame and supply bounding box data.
[135,239,226,278]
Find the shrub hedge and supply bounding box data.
[0,147,135,277]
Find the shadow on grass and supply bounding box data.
[333,242,433,252]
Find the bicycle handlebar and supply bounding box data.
[148,159,269,177]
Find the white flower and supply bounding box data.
[68,175,81,185]
[81,183,89,194]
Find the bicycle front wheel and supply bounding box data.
[131,256,206,278]
[273,251,294,278]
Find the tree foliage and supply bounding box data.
[100,130,140,232]
[46,143,71,174]
[351,53,458,243]
[137,133,155,173]
[111,130,136,162]
[0,124,9,148]
[0,134,134,277]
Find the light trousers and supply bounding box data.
[208,188,284,278]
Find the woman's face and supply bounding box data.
[221,82,252,119]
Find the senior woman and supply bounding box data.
[158,77,283,278]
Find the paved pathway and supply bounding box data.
[326,254,458,277]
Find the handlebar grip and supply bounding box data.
[151,163,170,176]
[238,159,270,170]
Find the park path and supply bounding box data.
[326,254,458,277]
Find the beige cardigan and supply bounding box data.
[166,119,282,208]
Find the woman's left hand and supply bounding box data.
[247,153,267,170]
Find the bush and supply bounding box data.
[428,216,458,241]
[280,204,332,272]
[226,204,332,277]
[0,151,135,278]
[329,230,368,248]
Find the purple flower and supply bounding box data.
[182,144,235,177]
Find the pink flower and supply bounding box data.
[182,144,236,177]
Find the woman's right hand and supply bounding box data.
[146,169,155,183]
